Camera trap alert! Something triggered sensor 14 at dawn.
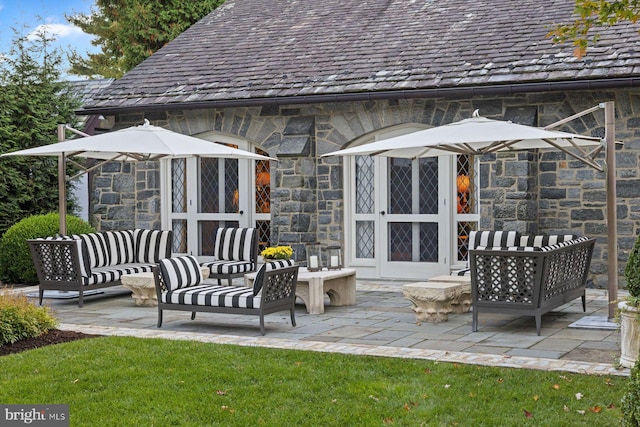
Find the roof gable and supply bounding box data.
[84,0,640,112]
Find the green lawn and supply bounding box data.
[0,336,627,426]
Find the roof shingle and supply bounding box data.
[83,0,640,112]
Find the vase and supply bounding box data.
[619,301,640,368]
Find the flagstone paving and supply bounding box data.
[14,281,630,377]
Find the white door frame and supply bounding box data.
[378,155,451,279]
[343,124,455,280]
[160,132,256,258]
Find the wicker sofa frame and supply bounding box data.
[28,229,172,307]
[469,236,596,335]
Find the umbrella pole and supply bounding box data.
[546,102,618,319]
[605,101,618,320]
[57,124,67,236]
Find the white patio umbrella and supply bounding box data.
[2,119,272,161]
[324,112,604,170]
[323,105,619,319]
[1,119,274,234]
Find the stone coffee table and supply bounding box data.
[245,267,356,314]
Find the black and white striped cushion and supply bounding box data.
[73,232,110,268]
[158,256,203,291]
[201,260,255,276]
[540,236,590,252]
[520,234,578,247]
[469,231,521,250]
[213,228,255,262]
[162,285,260,309]
[135,229,171,263]
[72,238,91,277]
[474,246,543,252]
[83,264,154,285]
[104,230,135,265]
[253,259,295,295]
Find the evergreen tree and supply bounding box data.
[0,29,81,235]
[66,0,224,78]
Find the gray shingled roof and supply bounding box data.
[82,0,640,113]
[66,79,114,105]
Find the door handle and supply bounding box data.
[380,211,386,216]
[239,210,244,215]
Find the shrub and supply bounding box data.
[0,213,95,285]
[625,233,640,302]
[0,290,57,345]
[622,358,640,426]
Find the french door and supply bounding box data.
[161,134,271,259]
[166,156,250,258]
[347,126,452,280]
[349,155,451,280]
[379,155,451,278]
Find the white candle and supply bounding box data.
[309,256,318,268]
[331,255,339,267]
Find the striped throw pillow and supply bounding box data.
[158,256,203,291]
[135,229,171,263]
[213,228,256,262]
[540,236,590,252]
[468,231,521,250]
[104,230,135,265]
[520,234,578,247]
[73,232,110,268]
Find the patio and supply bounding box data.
[17,278,627,377]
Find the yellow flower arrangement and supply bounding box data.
[260,245,293,260]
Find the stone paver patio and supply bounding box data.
[15,280,629,377]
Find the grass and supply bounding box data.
[0,336,627,426]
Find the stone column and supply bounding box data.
[273,117,317,263]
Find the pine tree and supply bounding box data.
[0,29,81,234]
[66,0,224,78]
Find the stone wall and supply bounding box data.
[91,88,640,288]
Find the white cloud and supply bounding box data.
[27,23,85,41]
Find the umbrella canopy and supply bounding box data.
[323,114,603,170]
[1,120,274,235]
[1,119,273,162]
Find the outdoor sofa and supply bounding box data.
[154,256,297,335]
[467,230,596,335]
[28,229,172,307]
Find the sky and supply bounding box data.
[0,0,99,77]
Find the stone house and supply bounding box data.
[79,0,640,288]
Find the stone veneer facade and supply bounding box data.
[90,88,640,289]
